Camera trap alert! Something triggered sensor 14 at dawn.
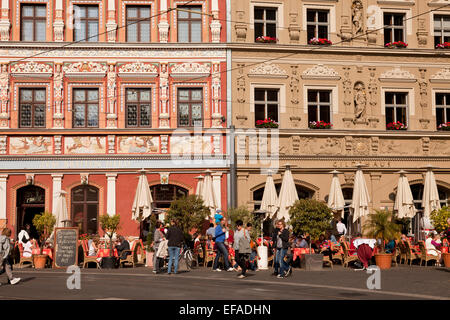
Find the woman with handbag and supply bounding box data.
[233,220,252,279]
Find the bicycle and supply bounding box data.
[179,242,195,270]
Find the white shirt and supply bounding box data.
[18,230,30,245]
[23,241,33,258]
[336,222,347,235]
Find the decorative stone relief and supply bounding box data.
[10,61,53,77]
[418,68,428,108]
[158,20,169,43]
[25,174,34,186]
[248,62,288,78]
[342,67,352,108]
[380,139,418,155]
[290,116,301,127]
[352,1,365,37]
[159,63,169,128]
[290,136,300,154]
[53,9,64,42]
[288,11,300,43]
[338,15,352,41]
[236,135,247,158]
[106,17,117,42]
[431,139,450,155]
[344,173,355,185]
[368,68,377,107]
[290,66,299,105]
[422,137,430,155]
[54,136,62,154]
[430,67,450,83]
[0,135,6,154]
[345,136,353,153]
[211,62,222,127]
[161,135,169,154]
[108,135,115,154]
[10,137,52,154]
[63,62,107,78]
[301,137,343,155]
[352,138,370,155]
[353,81,367,123]
[379,67,416,82]
[0,63,9,128]
[258,135,268,156]
[210,19,221,43]
[80,174,89,185]
[416,18,428,46]
[53,63,64,128]
[213,135,221,153]
[302,64,341,80]
[371,137,379,154]
[237,64,246,104]
[171,62,211,78]
[0,18,10,41]
[249,135,258,158]
[118,62,158,77]
[106,63,117,128]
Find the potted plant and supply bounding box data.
[436,42,450,49]
[430,206,450,267]
[289,199,333,271]
[385,41,408,48]
[255,36,277,43]
[309,121,332,129]
[309,38,332,45]
[438,122,450,131]
[99,214,121,269]
[256,118,279,129]
[386,121,407,130]
[32,211,56,269]
[363,210,401,270]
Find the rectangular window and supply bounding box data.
[307,9,329,41]
[385,92,408,126]
[126,88,151,127]
[177,88,203,127]
[254,88,279,124]
[177,6,202,43]
[73,89,99,128]
[384,13,405,44]
[254,7,277,39]
[21,5,46,41]
[307,90,331,123]
[434,15,450,47]
[74,5,99,42]
[126,6,151,42]
[436,93,450,128]
[19,88,46,128]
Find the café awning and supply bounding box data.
[350,166,370,224]
[394,170,416,219]
[201,170,217,217]
[327,170,345,218]
[276,165,298,223]
[54,190,69,228]
[422,166,440,226]
[131,169,153,221]
[260,171,278,220]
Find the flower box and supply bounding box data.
[438,122,450,131]
[386,121,407,130]
[255,36,277,43]
[436,42,450,49]
[385,41,408,48]
[256,118,279,128]
[309,121,332,129]
[309,38,332,46]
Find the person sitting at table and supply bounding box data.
[88,237,99,257]
[385,239,396,254]
[426,233,442,266]
[22,239,34,258]
[115,236,130,261]
[298,235,309,249]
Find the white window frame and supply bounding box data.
[250,1,284,30]
[303,85,338,117]
[430,12,450,38]
[302,3,336,35]
[432,88,450,117]
[381,87,414,117]
[378,7,412,37]
[250,83,285,118]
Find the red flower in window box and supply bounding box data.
[309,121,333,129]
[256,118,279,128]
[385,41,408,48]
[436,42,450,49]
[255,36,277,43]
[438,122,450,131]
[386,121,407,130]
[309,38,333,45]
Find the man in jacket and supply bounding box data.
[213,217,234,272]
[272,220,290,278]
[166,219,184,274]
[0,228,21,286]
[233,220,251,278]
[152,221,165,273]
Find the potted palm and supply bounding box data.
[32,211,56,269]
[99,214,121,269]
[290,199,333,270]
[363,210,401,269]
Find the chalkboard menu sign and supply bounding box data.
[53,228,79,268]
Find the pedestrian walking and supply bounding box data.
[272,220,290,278]
[166,219,184,275]
[233,220,252,278]
[153,221,165,273]
[0,228,21,286]
[212,217,234,272]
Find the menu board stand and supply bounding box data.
[53,227,79,269]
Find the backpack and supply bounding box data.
[239,230,252,254]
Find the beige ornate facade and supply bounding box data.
[231,0,450,233]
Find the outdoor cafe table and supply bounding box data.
[97,248,118,258]
[32,248,53,260]
[353,238,376,268]
[292,248,314,261]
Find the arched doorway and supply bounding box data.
[71,185,99,235]
[16,185,45,239]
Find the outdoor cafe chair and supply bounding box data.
[418,241,439,267]
[18,242,34,268]
[403,240,420,266]
[80,240,100,269]
[119,240,140,268]
[341,241,359,268]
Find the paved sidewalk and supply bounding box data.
[1,265,449,300]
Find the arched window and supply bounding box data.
[252,183,315,211]
[71,185,99,235]
[150,184,189,209]
[411,184,449,210]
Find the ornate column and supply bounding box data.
[212,172,222,210]
[210,0,221,43]
[53,62,64,128]
[106,173,117,216]
[234,0,247,41]
[211,61,223,128]
[0,174,7,228]
[0,62,9,128]
[106,62,117,128]
[0,0,10,41]
[106,0,117,42]
[54,0,64,41]
[288,0,300,43]
[159,62,170,128]
[51,174,63,215]
[158,0,169,43]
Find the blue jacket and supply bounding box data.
[214,225,226,243]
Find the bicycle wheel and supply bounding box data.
[184,250,194,270]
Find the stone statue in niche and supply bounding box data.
[352,0,364,36]
[290,66,299,104]
[353,81,367,121]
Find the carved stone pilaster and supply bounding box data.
[339,15,353,42]
[419,68,428,109]
[345,136,353,153]
[422,137,430,155]
[371,137,379,154]
[0,19,10,41]
[0,136,6,154]
[54,136,62,154]
[292,136,300,154]
[108,135,115,154]
[342,67,352,108]
[366,29,377,45]
[211,62,221,127]
[0,62,9,128]
[53,21,64,42]
[159,62,169,128]
[416,18,428,46]
[161,135,169,154]
[235,23,247,42]
[210,20,221,43]
[290,66,299,104]
[158,21,169,43]
[159,113,170,128]
[106,62,117,128]
[106,22,117,42]
[53,62,64,128]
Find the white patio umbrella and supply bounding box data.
[350,166,370,224]
[422,166,440,228]
[276,165,298,222]
[131,169,153,221]
[327,170,345,218]
[201,170,217,217]
[260,170,278,220]
[195,176,204,197]
[394,170,416,219]
[54,190,69,228]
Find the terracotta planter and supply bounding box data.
[443,253,450,268]
[33,254,47,269]
[375,253,392,270]
[146,251,154,268]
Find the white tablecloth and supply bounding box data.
[353,239,377,249]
